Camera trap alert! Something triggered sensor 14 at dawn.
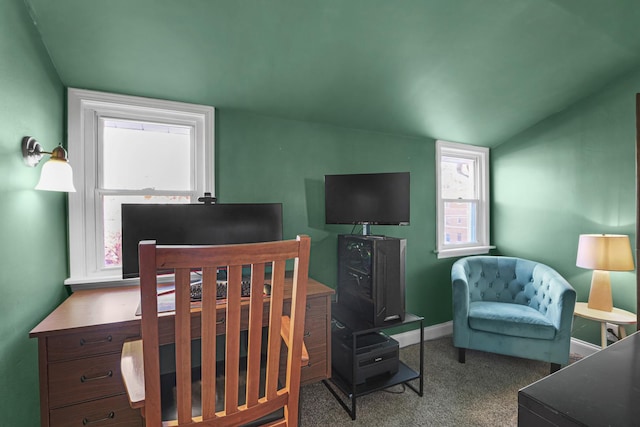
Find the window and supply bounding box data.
[66,89,214,286]
[436,140,490,259]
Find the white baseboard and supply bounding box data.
[390,320,601,360]
[570,337,600,358]
[390,321,453,348]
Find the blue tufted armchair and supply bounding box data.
[452,256,576,372]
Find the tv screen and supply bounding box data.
[121,203,283,279]
[324,172,410,226]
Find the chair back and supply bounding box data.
[138,235,310,426]
[454,255,573,314]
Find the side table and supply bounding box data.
[573,302,637,348]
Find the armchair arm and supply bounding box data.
[451,260,473,348]
[121,339,145,409]
[281,315,309,364]
[451,260,471,317]
[542,273,577,335]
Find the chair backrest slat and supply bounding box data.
[200,266,218,421]
[224,265,242,415]
[266,260,286,399]
[246,262,266,407]
[175,268,192,424]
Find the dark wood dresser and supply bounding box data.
[519,331,640,426]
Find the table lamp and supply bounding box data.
[576,234,634,312]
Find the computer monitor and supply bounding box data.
[121,203,283,279]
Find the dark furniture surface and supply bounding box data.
[518,331,640,427]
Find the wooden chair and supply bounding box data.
[121,235,311,426]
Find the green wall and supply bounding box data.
[9,0,639,420]
[0,15,458,419]
[0,0,68,424]
[216,110,455,325]
[492,69,640,345]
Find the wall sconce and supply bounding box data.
[576,234,634,312]
[22,136,76,192]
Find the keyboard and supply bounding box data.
[190,280,252,301]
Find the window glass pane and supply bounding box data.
[102,119,192,191]
[103,195,190,267]
[443,201,477,245]
[441,155,475,199]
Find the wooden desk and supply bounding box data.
[573,302,637,348]
[30,278,334,427]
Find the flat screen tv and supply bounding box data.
[324,172,410,230]
[121,203,283,279]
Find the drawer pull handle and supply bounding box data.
[83,411,115,425]
[80,335,113,346]
[302,361,312,368]
[216,318,226,325]
[80,370,113,382]
[304,331,311,337]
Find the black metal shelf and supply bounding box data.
[322,304,424,420]
[328,360,420,398]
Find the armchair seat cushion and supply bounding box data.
[468,301,556,340]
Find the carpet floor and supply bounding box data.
[299,336,564,427]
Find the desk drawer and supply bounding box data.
[47,323,140,362]
[302,315,328,349]
[281,295,330,384]
[301,344,329,384]
[300,313,328,384]
[285,296,326,318]
[305,296,327,318]
[49,353,125,408]
[49,394,142,427]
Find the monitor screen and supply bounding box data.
[121,203,283,279]
[324,172,410,226]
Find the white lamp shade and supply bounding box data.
[576,234,634,271]
[35,158,76,192]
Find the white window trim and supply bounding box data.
[435,140,492,259]
[65,88,215,287]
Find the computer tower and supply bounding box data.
[337,234,406,327]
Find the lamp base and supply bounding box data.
[587,269,613,312]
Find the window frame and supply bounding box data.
[65,88,215,287]
[435,140,491,259]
